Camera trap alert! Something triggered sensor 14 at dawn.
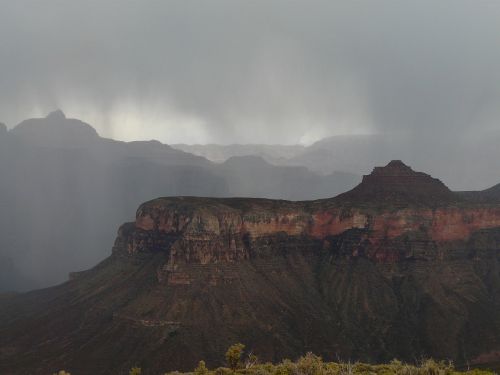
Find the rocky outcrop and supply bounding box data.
[1,161,500,375]
[336,160,454,204]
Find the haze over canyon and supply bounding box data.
[2,112,500,291]
[2,2,500,374]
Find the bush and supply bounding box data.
[418,359,454,375]
[296,353,324,375]
[52,346,497,375]
[195,360,210,375]
[226,343,246,370]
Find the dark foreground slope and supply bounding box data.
[1,161,500,375]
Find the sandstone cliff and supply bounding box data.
[1,161,499,375]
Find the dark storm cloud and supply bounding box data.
[0,0,499,144]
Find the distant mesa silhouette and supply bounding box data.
[10,109,99,147]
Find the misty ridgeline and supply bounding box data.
[1,111,500,292]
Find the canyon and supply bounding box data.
[0,111,358,291]
[1,161,500,375]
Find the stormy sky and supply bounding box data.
[1,1,500,145]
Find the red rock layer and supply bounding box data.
[130,161,500,285]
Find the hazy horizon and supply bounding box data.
[4,109,375,146]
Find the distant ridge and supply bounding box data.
[45,109,67,120]
[10,110,99,147]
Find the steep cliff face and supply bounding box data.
[1,161,500,375]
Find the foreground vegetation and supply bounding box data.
[53,344,498,375]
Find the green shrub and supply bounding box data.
[296,353,324,375]
[52,345,498,375]
[195,360,210,375]
[418,359,454,375]
[324,361,342,375]
[273,359,297,375]
[226,343,246,370]
[337,361,354,375]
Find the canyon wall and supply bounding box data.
[1,161,500,375]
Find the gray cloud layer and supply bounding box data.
[1,1,499,144]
